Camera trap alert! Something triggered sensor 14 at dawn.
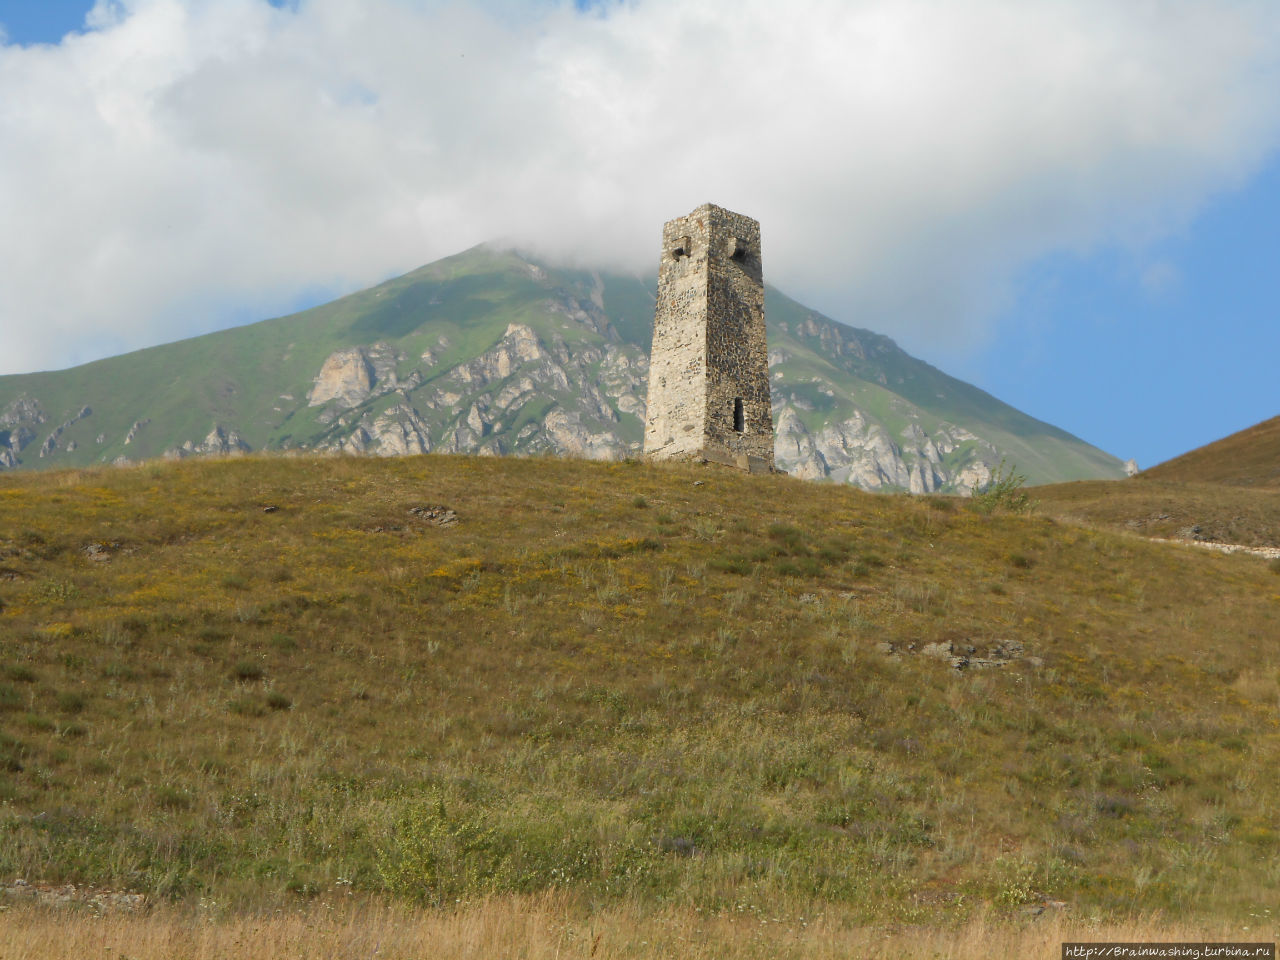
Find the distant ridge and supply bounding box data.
[1139,415,1280,486]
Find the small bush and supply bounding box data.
[973,460,1035,514]
[230,696,268,717]
[0,732,29,772]
[23,713,54,732]
[767,523,806,554]
[3,664,36,683]
[154,785,191,810]
[709,556,751,575]
[120,615,150,637]
[56,692,86,714]
[232,661,265,682]
[37,579,80,603]
[266,691,293,711]
[816,539,853,563]
[691,517,720,541]
[0,683,21,711]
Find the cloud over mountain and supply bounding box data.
[3,0,1280,375]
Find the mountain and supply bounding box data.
[1137,414,1280,486]
[0,245,1124,491]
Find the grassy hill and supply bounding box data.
[1034,414,1280,550]
[0,246,1123,491]
[1,453,1277,931]
[1139,415,1280,487]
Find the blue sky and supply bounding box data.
[964,157,1280,468]
[0,0,95,44]
[1,0,1278,470]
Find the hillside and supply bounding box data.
[1138,414,1280,486]
[1034,414,1280,550]
[0,245,1124,492]
[1,453,1277,925]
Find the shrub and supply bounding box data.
[0,732,29,772]
[767,522,806,554]
[709,556,751,575]
[3,664,36,683]
[270,634,298,651]
[56,691,86,714]
[23,713,54,732]
[230,696,268,718]
[154,785,191,810]
[232,661,265,682]
[266,691,293,711]
[0,683,21,711]
[973,460,1035,514]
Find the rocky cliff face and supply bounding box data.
[0,397,46,468]
[302,320,646,463]
[776,405,996,493]
[273,306,1002,492]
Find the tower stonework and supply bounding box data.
[643,204,774,473]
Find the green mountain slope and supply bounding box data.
[0,245,1124,490]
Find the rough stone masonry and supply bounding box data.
[643,203,775,473]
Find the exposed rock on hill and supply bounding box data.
[308,347,374,408]
[166,425,251,459]
[0,396,46,468]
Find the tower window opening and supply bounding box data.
[733,398,745,433]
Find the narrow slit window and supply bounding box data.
[733,398,745,433]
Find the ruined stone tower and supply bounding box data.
[643,203,774,473]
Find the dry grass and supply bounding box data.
[1,453,1279,927]
[1037,477,1280,549]
[1,897,1274,960]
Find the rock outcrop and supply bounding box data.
[165,425,251,459]
[0,396,46,467]
[39,406,92,458]
[771,400,999,495]
[308,348,375,408]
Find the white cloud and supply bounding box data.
[2,0,1280,375]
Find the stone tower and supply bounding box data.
[643,203,774,473]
